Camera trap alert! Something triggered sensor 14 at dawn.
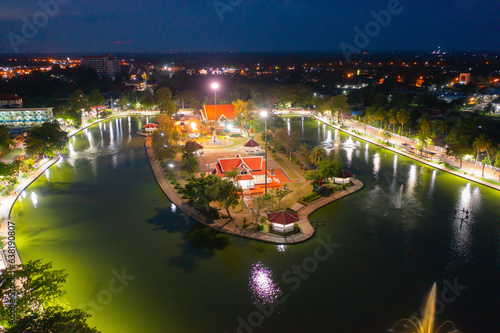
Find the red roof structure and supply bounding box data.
[194,142,204,150]
[143,123,159,129]
[243,138,260,148]
[202,104,236,121]
[267,210,300,225]
[212,154,265,178]
[339,170,354,178]
[0,93,22,101]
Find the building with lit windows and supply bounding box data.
[81,55,120,78]
[0,108,53,127]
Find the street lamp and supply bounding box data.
[211,83,219,126]
[260,110,269,195]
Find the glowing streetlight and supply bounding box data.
[260,110,269,195]
[211,83,219,126]
[190,122,197,130]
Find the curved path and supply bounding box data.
[145,136,364,244]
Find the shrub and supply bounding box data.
[230,133,241,137]
[301,193,321,202]
[173,184,182,189]
[243,223,248,229]
[256,224,264,231]
[260,216,267,223]
[243,217,247,223]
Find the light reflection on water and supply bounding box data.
[249,262,281,304]
[451,183,481,264]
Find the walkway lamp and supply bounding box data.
[260,110,269,195]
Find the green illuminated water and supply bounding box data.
[12,116,500,332]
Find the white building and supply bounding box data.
[82,55,120,78]
[0,93,23,108]
[0,108,53,127]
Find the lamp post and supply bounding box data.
[211,83,219,127]
[260,110,269,195]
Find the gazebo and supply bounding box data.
[334,170,354,184]
[267,210,299,233]
[194,141,204,154]
[243,138,260,151]
[143,123,159,132]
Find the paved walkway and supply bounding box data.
[313,115,500,192]
[145,137,364,244]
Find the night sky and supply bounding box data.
[0,0,499,54]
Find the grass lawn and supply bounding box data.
[1,148,24,162]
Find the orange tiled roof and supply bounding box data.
[202,104,236,121]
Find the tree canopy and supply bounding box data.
[24,122,68,157]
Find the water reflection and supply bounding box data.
[31,191,38,208]
[249,262,281,304]
[373,153,380,178]
[451,183,481,262]
[277,244,286,252]
[45,169,50,181]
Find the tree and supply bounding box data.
[494,150,500,181]
[387,108,398,133]
[330,95,350,124]
[0,260,67,319]
[481,156,491,178]
[0,125,13,152]
[214,179,241,221]
[8,306,100,333]
[304,170,322,186]
[310,147,327,167]
[318,159,342,182]
[379,128,392,143]
[24,122,68,157]
[233,99,255,127]
[273,188,292,210]
[87,89,105,108]
[396,108,410,136]
[118,96,129,109]
[182,155,199,175]
[183,174,221,212]
[156,87,176,114]
[446,135,470,169]
[414,131,433,155]
[432,120,448,137]
[274,128,301,161]
[140,92,156,110]
[251,194,275,224]
[296,143,312,170]
[373,107,386,128]
[0,260,98,332]
[472,134,492,171]
[418,113,432,135]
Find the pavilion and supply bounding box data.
[267,210,299,233]
[143,123,158,132]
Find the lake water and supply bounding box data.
[12,116,500,332]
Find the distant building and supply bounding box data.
[0,108,53,127]
[0,94,23,108]
[81,55,120,77]
[459,73,471,85]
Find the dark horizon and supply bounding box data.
[1,0,499,54]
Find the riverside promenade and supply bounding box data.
[145,136,364,244]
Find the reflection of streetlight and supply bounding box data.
[260,110,269,195]
[211,83,219,126]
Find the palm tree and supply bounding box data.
[432,120,448,137]
[418,113,432,135]
[472,134,492,176]
[396,108,410,137]
[374,107,386,128]
[388,108,398,133]
[310,147,327,167]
